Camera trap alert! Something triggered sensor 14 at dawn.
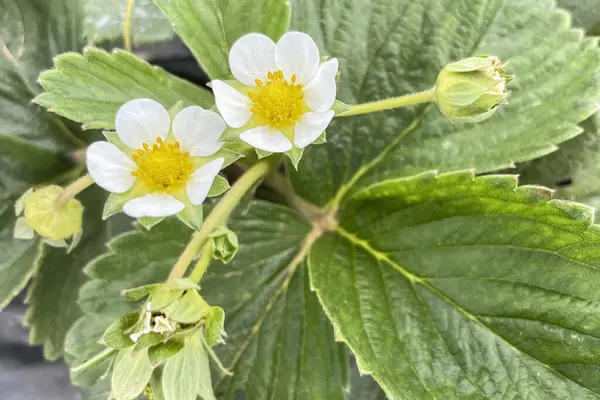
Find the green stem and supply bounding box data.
[167,156,279,281]
[336,88,436,117]
[188,241,214,283]
[55,174,95,207]
[70,348,116,374]
[263,169,323,219]
[123,0,136,52]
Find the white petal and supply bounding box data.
[212,80,253,128]
[172,106,225,156]
[86,142,136,193]
[239,126,292,153]
[229,33,277,86]
[294,111,334,148]
[275,31,320,84]
[186,158,224,205]
[115,98,170,149]
[123,193,184,218]
[303,59,339,112]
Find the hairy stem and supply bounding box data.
[336,88,435,117]
[123,0,137,52]
[55,174,94,207]
[168,156,279,281]
[188,241,214,283]
[70,348,116,374]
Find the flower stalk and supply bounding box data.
[55,174,94,207]
[336,89,436,117]
[188,241,214,283]
[167,156,280,281]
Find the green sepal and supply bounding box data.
[220,125,247,143]
[170,278,201,290]
[167,101,184,121]
[207,175,230,198]
[168,290,208,324]
[134,332,165,353]
[122,284,160,302]
[210,226,239,264]
[44,238,68,248]
[138,217,165,230]
[313,131,327,145]
[285,147,304,170]
[101,312,140,349]
[255,148,272,159]
[149,287,181,311]
[331,99,351,115]
[214,146,244,168]
[15,188,33,216]
[104,132,133,157]
[148,338,185,367]
[204,306,225,347]
[176,203,203,231]
[13,217,34,240]
[111,346,154,400]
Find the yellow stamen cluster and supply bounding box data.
[132,137,193,191]
[248,70,305,128]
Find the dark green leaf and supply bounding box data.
[154,0,291,79]
[289,0,600,206]
[149,338,185,367]
[310,170,600,399]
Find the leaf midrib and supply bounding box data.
[335,225,600,397]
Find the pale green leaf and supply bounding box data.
[149,338,185,366]
[154,0,291,79]
[111,346,154,400]
[68,203,346,399]
[310,170,600,399]
[84,0,174,45]
[36,47,214,130]
[162,332,213,400]
[289,0,600,206]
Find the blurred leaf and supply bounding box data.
[557,0,600,34]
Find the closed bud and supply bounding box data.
[23,185,84,241]
[434,55,512,123]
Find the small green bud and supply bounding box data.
[434,55,512,123]
[210,226,239,264]
[23,185,84,241]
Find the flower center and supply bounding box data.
[248,70,305,128]
[131,137,193,191]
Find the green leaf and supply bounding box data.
[36,47,214,130]
[345,357,385,400]
[101,312,139,349]
[154,0,291,79]
[0,197,41,309]
[111,346,154,400]
[69,203,346,398]
[25,186,110,360]
[310,170,600,398]
[0,0,83,196]
[149,338,185,366]
[208,175,230,198]
[84,0,174,45]
[162,332,214,400]
[289,0,600,206]
[557,0,600,34]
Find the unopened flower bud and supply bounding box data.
[434,55,512,123]
[23,185,84,241]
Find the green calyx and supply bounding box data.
[21,185,84,241]
[434,55,512,123]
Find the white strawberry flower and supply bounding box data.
[86,99,226,218]
[212,31,338,153]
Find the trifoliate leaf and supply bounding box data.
[154,0,291,79]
